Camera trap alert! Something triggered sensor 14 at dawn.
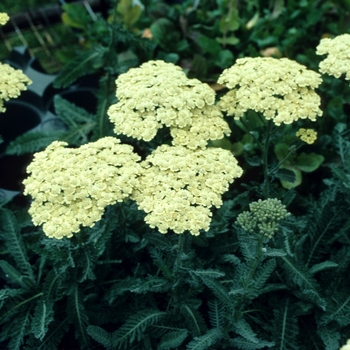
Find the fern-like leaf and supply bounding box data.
[67,285,90,348]
[6,131,64,155]
[316,326,341,350]
[186,328,224,350]
[158,329,188,349]
[7,307,31,350]
[197,275,232,310]
[308,260,338,275]
[54,95,95,125]
[87,325,114,349]
[191,269,225,279]
[111,309,166,349]
[233,318,259,344]
[0,209,34,281]
[320,293,350,326]
[207,299,225,329]
[271,299,299,350]
[180,304,207,337]
[53,49,101,88]
[27,316,71,350]
[31,300,54,341]
[250,259,276,298]
[230,337,275,349]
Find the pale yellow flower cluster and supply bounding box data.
[218,57,323,125]
[0,63,32,113]
[316,34,350,81]
[0,13,9,25]
[296,128,317,144]
[132,145,243,235]
[340,340,350,350]
[23,137,141,239]
[170,105,231,149]
[107,60,230,148]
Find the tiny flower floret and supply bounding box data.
[0,13,9,26]
[132,145,243,235]
[316,34,350,81]
[236,198,290,238]
[0,63,32,113]
[23,137,142,239]
[296,128,317,144]
[218,57,322,125]
[107,60,230,148]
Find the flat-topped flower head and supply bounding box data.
[0,63,32,112]
[218,57,322,125]
[296,128,317,144]
[0,13,9,26]
[316,34,350,81]
[107,60,224,145]
[23,137,142,239]
[132,145,243,235]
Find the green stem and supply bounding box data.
[97,2,118,139]
[269,143,302,175]
[244,235,264,285]
[262,120,273,198]
[174,233,185,276]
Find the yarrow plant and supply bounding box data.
[316,33,350,80]
[3,3,350,349]
[24,61,243,238]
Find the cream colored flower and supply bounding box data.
[23,137,142,239]
[340,340,350,350]
[0,13,9,26]
[132,145,243,235]
[218,57,322,125]
[170,105,231,149]
[0,63,32,112]
[108,60,229,147]
[296,128,317,144]
[316,34,350,80]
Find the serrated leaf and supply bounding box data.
[158,329,188,349]
[54,95,95,125]
[263,248,287,257]
[186,328,224,350]
[309,261,338,275]
[112,309,166,348]
[0,209,34,280]
[6,131,63,155]
[32,300,54,341]
[192,269,225,279]
[53,50,101,88]
[87,325,114,349]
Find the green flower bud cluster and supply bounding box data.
[236,198,290,238]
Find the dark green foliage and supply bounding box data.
[2,1,350,349]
